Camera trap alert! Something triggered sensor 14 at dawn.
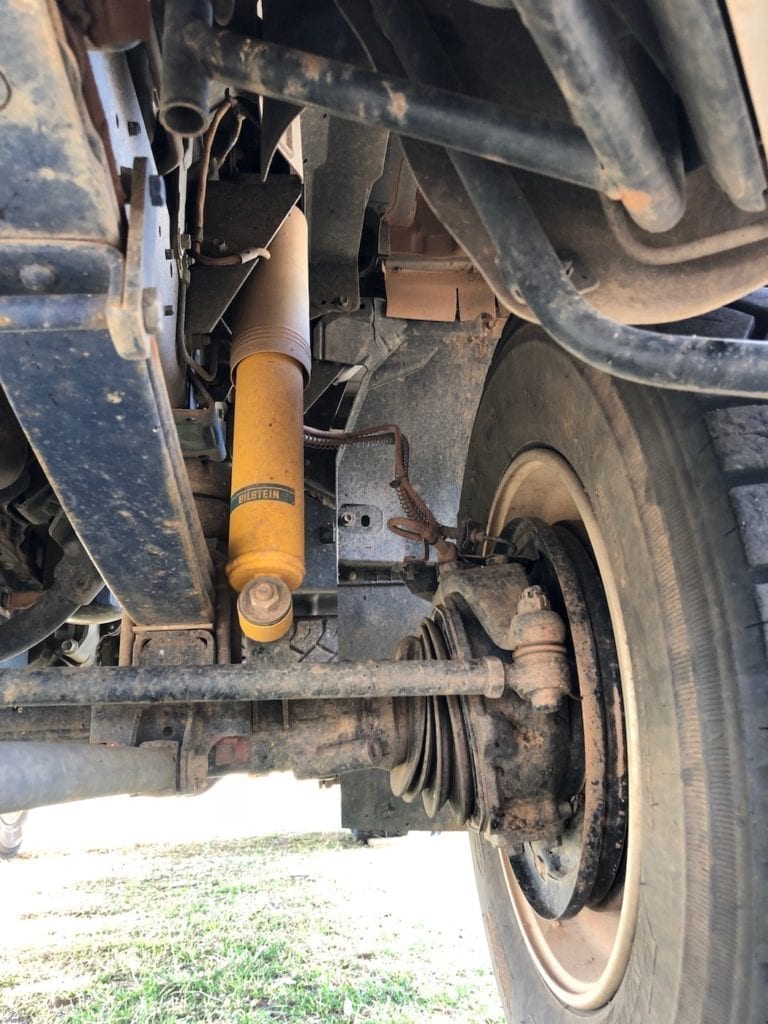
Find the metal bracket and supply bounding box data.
[106,157,164,360]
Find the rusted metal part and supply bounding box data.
[95,604,218,747]
[0,0,120,244]
[0,657,506,707]
[326,303,502,572]
[512,0,683,233]
[451,152,768,397]
[506,586,571,710]
[645,0,766,213]
[174,18,608,194]
[212,697,406,780]
[70,0,151,51]
[133,630,216,667]
[383,194,496,321]
[388,591,571,849]
[374,0,681,236]
[435,562,529,650]
[504,519,626,918]
[304,423,456,562]
[387,536,628,919]
[238,578,293,633]
[342,2,768,328]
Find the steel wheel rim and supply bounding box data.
[486,448,641,1011]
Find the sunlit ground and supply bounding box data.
[1,775,504,1023]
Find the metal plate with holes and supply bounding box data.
[338,504,383,533]
[335,308,502,564]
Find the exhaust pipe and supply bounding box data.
[0,742,177,813]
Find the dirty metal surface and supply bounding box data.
[0,0,120,244]
[0,320,213,625]
[212,697,405,780]
[185,21,605,194]
[0,12,212,626]
[133,629,216,667]
[297,496,337,610]
[337,584,428,663]
[185,176,301,334]
[87,53,181,389]
[383,193,497,322]
[341,767,461,833]
[333,306,502,565]
[0,657,506,707]
[336,580,452,835]
[302,108,389,316]
[389,589,574,851]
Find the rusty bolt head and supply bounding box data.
[238,576,291,625]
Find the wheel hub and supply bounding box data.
[389,517,628,920]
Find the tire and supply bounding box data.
[459,318,767,1023]
[0,810,27,858]
[250,617,338,664]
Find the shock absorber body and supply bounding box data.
[226,207,310,642]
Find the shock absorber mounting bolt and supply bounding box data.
[238,576,292,631]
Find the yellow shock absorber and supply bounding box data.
[226,207,310,643]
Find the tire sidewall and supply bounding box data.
[461,326,760,1023]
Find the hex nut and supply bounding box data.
[238,576,292,625]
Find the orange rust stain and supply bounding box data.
[299,53,324,83]
[384,83,408,122]
[617,188,653,214]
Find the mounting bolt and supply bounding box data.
[238,576,292,627]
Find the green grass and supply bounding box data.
[1,833,503,1024]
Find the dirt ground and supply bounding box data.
[2,775,505,1023]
